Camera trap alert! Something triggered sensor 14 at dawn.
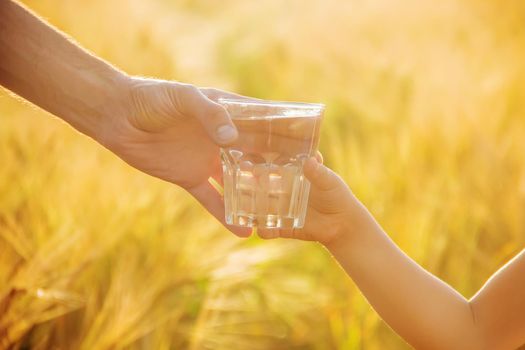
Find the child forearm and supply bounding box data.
[324,212,485,350]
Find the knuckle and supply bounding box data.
[179,83,199,96]
[208,106,228,123]
[199,87,215,99]
[172,84,202,115]
[176,84,199,104]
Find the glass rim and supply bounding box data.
[217,97,325,111]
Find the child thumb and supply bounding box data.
[303,157,338,191]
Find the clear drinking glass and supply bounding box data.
[218,98,324,229]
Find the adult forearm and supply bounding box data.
[325,217,484,349]
[0,0,128,139]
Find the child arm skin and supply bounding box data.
[258,157,525,350]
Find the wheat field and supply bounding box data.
[1,0,525,349]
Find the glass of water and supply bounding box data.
[218,98,324,229]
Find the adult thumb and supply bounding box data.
[176,84,238,145]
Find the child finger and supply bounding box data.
[277,228,295,239]
[303,157,338,191]
[256,228,280,240]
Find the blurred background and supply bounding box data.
[1,0,525,349]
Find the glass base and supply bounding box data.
[226,213,303,229]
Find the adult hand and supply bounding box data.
[98,78,252,237]
[0,1,251,236]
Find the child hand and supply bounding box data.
[257,154,375,244]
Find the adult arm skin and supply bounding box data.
[0,0,128,138]
[0,0,250,236]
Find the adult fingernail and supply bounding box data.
[216,125,237,143]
